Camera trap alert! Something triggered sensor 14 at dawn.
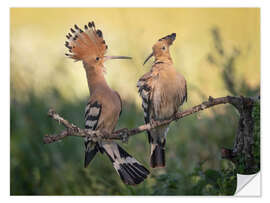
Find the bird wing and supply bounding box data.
[84,100,102,130]
[84,99,103,167]
[114,91,122,117]
[137,71,157,142]
[175,73,187,108]
[184,82,188,103]
[137,72,152,123]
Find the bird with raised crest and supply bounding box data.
[65,21,149,185]
[137,33,187,168]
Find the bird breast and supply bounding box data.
[93,89,121,132]
[152,69,186,120]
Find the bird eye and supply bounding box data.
[162,46,166,50]
[96,57,99,61]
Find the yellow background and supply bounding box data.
[10,8,260,106]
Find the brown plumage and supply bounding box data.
[137,33,187,168]
[65,21,149,185]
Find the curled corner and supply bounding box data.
[235,172,261,196]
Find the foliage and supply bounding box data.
[152,160,236,195]
[11,89,238,195]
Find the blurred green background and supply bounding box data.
[10,8,260,195]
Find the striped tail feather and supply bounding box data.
[150,141,166,168]
[84,141,99,168]
[101,142,150,185]
[149,126,168,168]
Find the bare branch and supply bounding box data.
[44,95,256,143]
[44,95,259,172]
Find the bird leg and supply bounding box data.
[149,119,160,128]
[113,128,129,143]
[171,113,179,121]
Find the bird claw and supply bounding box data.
[172,113,179,121]
[208,96,214,102]
[122,134,129,144]
[115,128,129,143]
[86,135,96,142]
[149,119,157,128]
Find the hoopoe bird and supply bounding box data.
[137,33,187,168]
[65,21,149,185]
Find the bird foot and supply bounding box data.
[149,119,159,128]
[114,128,129,143]
[172,113,179,121]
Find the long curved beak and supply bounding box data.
[143,52,153,65]
[105,56,132,61]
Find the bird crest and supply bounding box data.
[65,21,131,68]
[143,33,176,65]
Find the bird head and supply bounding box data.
[65,21,132,71]
[143,33,176,65]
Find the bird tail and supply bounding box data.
[149,126,169,168]
[65,21,107,62]
[100,142,150,185]
[84,140,99,168]
[150,141,166,168]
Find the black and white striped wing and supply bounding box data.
[137,83,151,124]
[84,100,102,167]
[137,74,152,143]
[84,101,102,130]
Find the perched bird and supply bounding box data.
[65,21,149,185]
[137,33,187,168]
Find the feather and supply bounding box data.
[101,142,149,185]
[64,21,107,61]
[84,100,102,167]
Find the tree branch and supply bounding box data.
[44,95,255,143]
[44,95,259,171]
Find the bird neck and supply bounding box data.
[154,56,173,65]
[84,63,109,96]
